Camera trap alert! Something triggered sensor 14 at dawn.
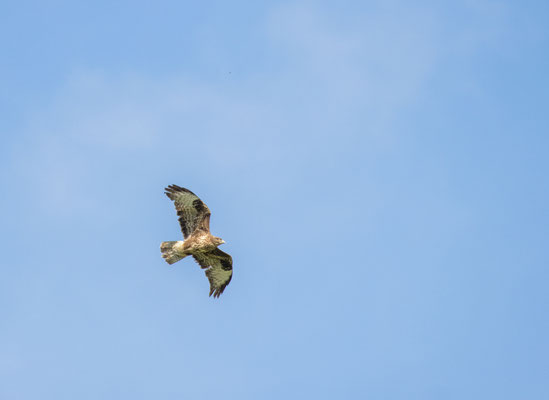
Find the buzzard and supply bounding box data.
[160,185,233,298]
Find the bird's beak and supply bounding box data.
[221,240,226,244]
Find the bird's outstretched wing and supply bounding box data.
[192,248,233,298]
[165,185,211,239]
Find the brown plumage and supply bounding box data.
[160,185,233,298]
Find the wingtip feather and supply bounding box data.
[164,184,196,200]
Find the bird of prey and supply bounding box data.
[160,185,233,298]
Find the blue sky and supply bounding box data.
[1,1,548,399]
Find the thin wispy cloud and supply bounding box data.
[10,2,451,219]
[2,1,548,399]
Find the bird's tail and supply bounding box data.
[160,241,186,265]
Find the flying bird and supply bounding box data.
[160,185,233,298]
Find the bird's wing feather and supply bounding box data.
[192,248,233,298]
[165,185,211,239]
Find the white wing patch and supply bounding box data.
[205,266,233,298]
[192,249,233,298]
[165,185,210,238]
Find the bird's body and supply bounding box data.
[160,185,233,298]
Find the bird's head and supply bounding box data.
[213,237,226,246]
